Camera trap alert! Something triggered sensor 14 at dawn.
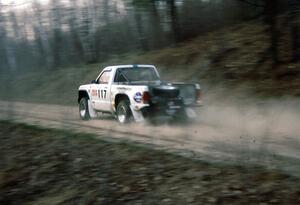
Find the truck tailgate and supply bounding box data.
[173,83,200,106]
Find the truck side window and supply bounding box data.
[114,70,127,83]
[97,71,111,84]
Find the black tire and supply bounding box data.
[116,100,132,124]
[79,97,90,120]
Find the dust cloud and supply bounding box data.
[1,89,300,175]
[197,93,300,140]
[124,89,300,169]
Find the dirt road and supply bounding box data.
[1,100,300,177]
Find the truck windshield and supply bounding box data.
[116,67,159,82]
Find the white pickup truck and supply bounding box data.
[78,65,202,123]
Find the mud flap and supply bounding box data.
[130,105,145,122]
[88,100,97,118]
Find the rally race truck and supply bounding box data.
[78,65,202,124]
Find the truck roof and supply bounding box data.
[103,64,156,71]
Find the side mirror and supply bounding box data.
[91,80,96,84]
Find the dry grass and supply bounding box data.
[1,15,300,105]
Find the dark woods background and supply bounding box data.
[0,0,299,73]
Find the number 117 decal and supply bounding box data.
[98,89,107,99]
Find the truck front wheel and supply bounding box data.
[79,97,90,120]
[116,100,132,124]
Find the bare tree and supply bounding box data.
[68,0,84,63]
[1,0,297,72]
[0,2,17,72]
[78,1,97,63]
[238,0,280,67]
[50,0,63,67]
[32,0,52,69]
[167,0,181,42]
[264,0,279,67]
[288,0,300,62]
[134,6,149,51]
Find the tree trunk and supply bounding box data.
[264,0,279,67]
[134,9,149,51]
[288,2,300,62]
[149,0,163,48]
[167,0,181,43]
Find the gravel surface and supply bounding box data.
[1,100,300,178]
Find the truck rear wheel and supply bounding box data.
[79,97,90,120]
[116,100,132,124]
